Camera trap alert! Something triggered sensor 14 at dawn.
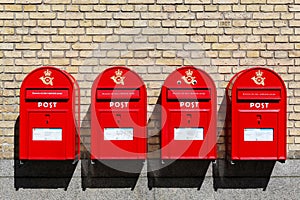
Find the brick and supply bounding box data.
[197,13,222,19]
[240,58,266,66]
[5,5,22,11]
[0,28,14,35]
[253,28,280,35]
[141,13,168,19]
[0,12,14,19]
[30,13,56,19]
[114,13,139,19]
[240,43,266,50]
[128,44,155,50]
[253,13,280,19]
[23,5,37,12]
[44,43,70,50]
[156,59,182,66]
[101,0,126,4]
[142,28,168,35]
[213,0,238,3]
[219,5,231,11]
[225,28,252,35]
[157,0,182,3]
[212,43,238,50]
[267,0,293,4]
[58,28,85,35]
[72,0,98,4]
[15,43,42,50]
[86,13,113,19]
[72,43,98,50]
[44,0,71,4]
[31,28,57,35]
[224,13,251,20]
[185,0,211,3]
[16,0,42,3]
[267,43,294,50]
[241,0,266,3]
[191,5,204,11]
[212,59,238,66]
[205,5,218,11]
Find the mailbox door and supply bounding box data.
[162,110,209,159]
[96,110,144,158]
[28,111,68,159]
[237,111,278,159]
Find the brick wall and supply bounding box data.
[0,0,300,159]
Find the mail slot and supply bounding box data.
[161,66,217,159]
[226,67,286,161]
[19,66,80,160]
[91,66,146,159]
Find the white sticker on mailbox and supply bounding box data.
[32,128,62,141]
[244,128,273,141]
[104,128,133,140]
[174,128,204,140]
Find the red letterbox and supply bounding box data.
[20,66,80,160]
[161,66,217,159]
[91,66,146,159]
[226,67,286,161]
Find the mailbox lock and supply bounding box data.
[45,114,50,124]
[257,114,262,125]
[177,80,182,85]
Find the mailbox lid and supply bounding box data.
[96,89,140,100]
[237,88,281,101]
[167,88,211,100]
[26,89,69,100]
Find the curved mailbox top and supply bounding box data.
[163,66,216,89]
[227,67,286,101]
[93,66,145,89]
[21,66,77,89]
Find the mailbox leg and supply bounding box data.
[72,154,79,165]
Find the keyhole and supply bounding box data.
[116,114,121,124]
[187,114,192,125]
[257,114,262,125]
[45,114,50,124]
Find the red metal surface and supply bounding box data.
[226,67,286,161]
[20,66,80,160]
[91,66,147,159]
[161,66,217,159]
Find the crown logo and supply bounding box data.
[251,70,266,86]
[44,69,52,77]
[182,69,197,85]
[111,69,125,85]
[115,69,122,76]
[40,69,54,86]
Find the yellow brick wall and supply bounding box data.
[0,0,299,159]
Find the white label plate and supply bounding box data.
[104,128,133,140]
[244,128,273,141]
[174,128,204,140]
[32,128,62,141]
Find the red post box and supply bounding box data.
[20,66,80,160]
[226,67,286,161]
[161,66,217,159]
[91,66,146,159]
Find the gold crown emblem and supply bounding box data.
[115,69,123,76]
[185,69,193,76]
[256,70,263,77]
[44,69,52,77]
